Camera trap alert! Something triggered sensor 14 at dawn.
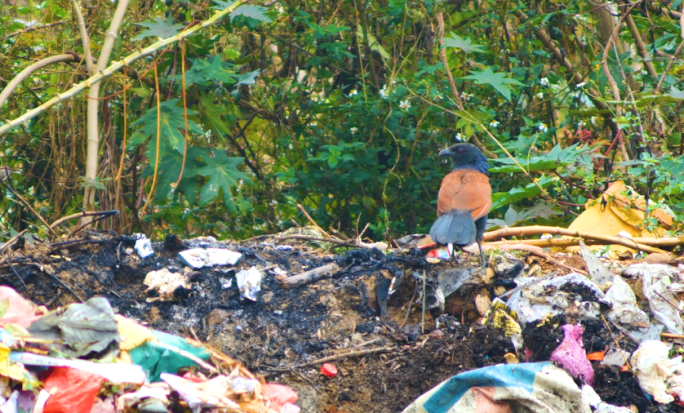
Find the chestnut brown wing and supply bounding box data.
[436,169,491,220]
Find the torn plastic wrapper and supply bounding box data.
[9,352,145,384]
[134,235,155,259]
[178,248,242,269]
[422,268,480,312]
[507,273,612,325]
[631,340,684,404]
[143,268,190,303]
[128,329,211,382]
[401,362,591,413]
[579,240,614,289]
[236,267,262,301]
[605,274,649,330]
[480,298,521,337]
[549,324,594,385]
[27,297,119,359]
[623,263,684,334]
[116,383,170,412]
[42,367,105,413]
[160,373,242,411]
[264,383,300,413]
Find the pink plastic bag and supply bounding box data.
[550,324,594,385]
[0,287,39,327]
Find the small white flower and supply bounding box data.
[271,200,278,205]
[489,121,499,128]
[238,179,244,188]
[309,121,317,127]
[590,116,596,125]
[540,77,549,86]
[399,99,411,110]
[350,127,358,134]
[536,92,543,99]
[578,121,586,128]
[379,85,389,99]
[641,70,648,75]
[576,82,586,88]
[391,80,397,85]
[434,94,442,100]
[455,133,463,141]
[538,123,548,133]
[349,89,358,97]
[288,144,293,150]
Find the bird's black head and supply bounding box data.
[439,143,489,175]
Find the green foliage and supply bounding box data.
[4,0,684,241]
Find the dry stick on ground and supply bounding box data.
[296,204,333,238]
[49,210,120,230]
[298,346,396,367]
[483,225,668,254]
[486,237,680,252]
[275,234,379,249]
[279,263,340,288]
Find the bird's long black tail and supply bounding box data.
[429,210,476,246]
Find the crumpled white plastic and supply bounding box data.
[623,264,684,334]
[631,340,684,404]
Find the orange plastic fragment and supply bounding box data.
[586,351,605,361]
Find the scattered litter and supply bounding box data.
[579,240,613,289]
[321,363,338,378]
[133,234,155,259]
[178,248,242,269]
[143,268,190,303]
[236,267,262,301]
[624,263,684,334]
[402,362,592,413]
[549,324,594,385]
[219,278,232,289]
[631,340,684,404]
[507,273,612,325]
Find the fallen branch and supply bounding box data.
[279,263,340,288]
[49,210,120,229]
[298,346,396,367]
[297,204,332,238]
[483,225,668,254]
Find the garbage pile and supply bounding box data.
[5,226,684,412]
[0,284,299,412]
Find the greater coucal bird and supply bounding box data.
[429,143,491,267]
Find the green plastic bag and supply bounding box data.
[129,330,210,382]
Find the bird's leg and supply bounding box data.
[476,239,486,269]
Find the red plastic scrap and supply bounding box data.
[321,363,338,378]
[43,367,105,413]
[265,383,298,408]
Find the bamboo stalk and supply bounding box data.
[0,0,244,136]
[483,225,668,254]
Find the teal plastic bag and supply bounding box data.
[129,330,210,382]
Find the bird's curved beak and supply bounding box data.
[438,148,453,157]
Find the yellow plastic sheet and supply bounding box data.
[565,181,672,255]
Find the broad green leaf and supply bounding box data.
[134,17,184,41]
[132,99,202,154]
[491,175,556,211]
[194,151,251,206]
[198,92,233,135]
[490,144,592,173]
[211,0,235,10]
[441,33,486,53]
[462,67,525,101]
[356,28,391,62]
[669,86,684,99]
[232,5,272,22]
[174,55,236,86]
[235,69,260,85]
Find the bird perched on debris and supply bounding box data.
[429,143,491,267]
